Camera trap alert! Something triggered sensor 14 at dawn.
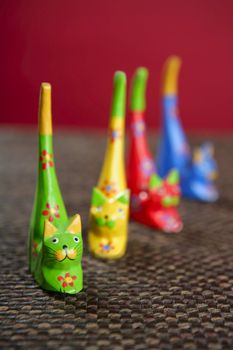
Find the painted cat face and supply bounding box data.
[193,143,218,181]
[148,170,180,207]
[132,170,180,210]
[90,188,129,231]
[130,170,182,232]
[43,214,83,266]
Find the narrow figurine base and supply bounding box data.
[131,210,183,233]
[182,181,219,203]
[34,264,83,295]
[34,277,83,294]
[89,249,126,260]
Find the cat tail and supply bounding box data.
[161,55,181,96]
[28,83,68,273]
[156,55,191,178]
[38,83,53,136]
[97,72,127,192]
[127,67,156,193]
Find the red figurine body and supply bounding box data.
[127,68,183,233]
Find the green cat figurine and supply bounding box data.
[35,215,83,294]
[29,83,83,294]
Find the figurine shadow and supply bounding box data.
[214,196,233,212]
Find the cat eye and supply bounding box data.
[52,237,59,244]
[96,206,102,212]
[73,236,80,243]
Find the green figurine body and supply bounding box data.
[29,83,83,294]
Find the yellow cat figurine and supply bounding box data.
[88,72,130,259]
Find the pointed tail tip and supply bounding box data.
[111,71,126,118]
[166,55,182,68]
[41,82,52,90]
[114,71,126,86]
[130,67,148,112]
[135,67,149,80]
[164,55,182,76]
[39,82,52,135]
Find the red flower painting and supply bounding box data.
[42,203,60,222]
[57,273,77,288]
[40,150,53,170]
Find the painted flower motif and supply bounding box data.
[42,203,60,222]
[109,128,121,142]
[132,120,145,137]
[140,158,155,177]
[40,150,53,170]
[99,241,114,253]
[101,180,118,197]
[32,240,38,257]
[157,212,180,231]
[57,273,77,288]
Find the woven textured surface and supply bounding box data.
[1,129,233,350]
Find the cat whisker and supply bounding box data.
[44,254,55,258]
[46,247,57,253]
[45,252,56,257]
[46,255,55,259]
[44,258,56,263]
[45,253,56,258]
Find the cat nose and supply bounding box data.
[63,245,68,250]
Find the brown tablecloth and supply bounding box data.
[0,129,233,350]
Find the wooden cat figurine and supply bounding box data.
[127,67,183,232]
[35,216,83,294]
[131,171,183,233]
[88,72,130,259]
[29,83,83,294]
[156,56,218,202]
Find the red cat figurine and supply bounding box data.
[127,67,183,233]
[130,171,183,232]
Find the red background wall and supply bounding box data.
[0,0,233,130]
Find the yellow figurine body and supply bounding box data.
[88,72,130,259]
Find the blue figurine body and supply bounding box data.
[156,56,218,202]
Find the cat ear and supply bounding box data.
[67,214,82,234]
[193,147,203,163]
[149,174,162,190]
[166,169,179,185]
[117,189,130,204]
[91,187,106,206]
[44,220,57,239]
